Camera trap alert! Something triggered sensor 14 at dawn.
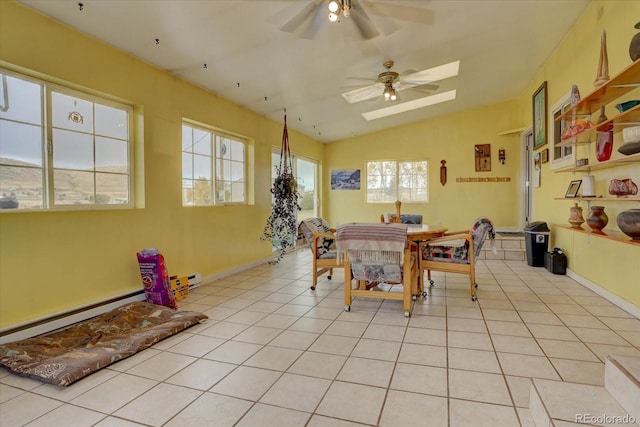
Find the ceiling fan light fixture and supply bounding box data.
[328,0,340,13]
[362,90,457,121]
[328,12,339,22]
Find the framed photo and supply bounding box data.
[533,81,548,150]
[565,179,582,198]
[331,169,360,190]
[541,148,549,164]
[474,144,491,172]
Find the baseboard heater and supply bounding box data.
[0,290,146,345]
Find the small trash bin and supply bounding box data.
[524,221,550,267]
[544,248,567,275]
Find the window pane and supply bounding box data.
[192,129,211,155]
[216,181,230,203]
[193,178,212,205]
[182,125,193,152]
[0,120,43,166]
[96,136,127,173]
[218,159,232,181]
[96,172,128,204]
[230,139,244,162]
[182,179,194,205]
[230,161,244,182]
[231,181,245,202]
[95,103,127,139]
[193,154,211,180]
[182,153,193,180]
[0,165,44,209]
[52,91,93,133]
[53,129,94,170]
[53,170,94,205]
[0,73,42,125]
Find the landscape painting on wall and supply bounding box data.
[331,169,361,190]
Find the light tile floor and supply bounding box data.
[1,251,639,426]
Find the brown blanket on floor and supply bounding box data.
[0,301,208,386]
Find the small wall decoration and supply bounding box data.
[331,169,361,190]
[474,144,491,172]
[533,81,548,149]
[565,179,582,198]
[541,148,549,164]
[440,160,447,186]
[533,151,541,188]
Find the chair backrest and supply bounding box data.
[298,218,336,257]
[336,223,408,283]
[469,217,495,254]
[389,214,423,224]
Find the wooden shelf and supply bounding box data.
[557,59,640,120]
[554,152,640,173]
[555,197,640,202]
[555,224,640,246]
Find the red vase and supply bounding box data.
[596,106,613,162]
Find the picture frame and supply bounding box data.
[565,179,582,198]
[541,148,549,164]
[474,144,491,172]
[331,169,361,190]
[533,81,548,150]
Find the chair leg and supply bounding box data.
[427,269,434,286]
[344,264,353,311]
[470,265,477,301]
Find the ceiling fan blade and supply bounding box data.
[363,1,435,25]
[351,2,380,40]
[342,82,384,104]
[394,81,439,93]
[280,0,323,33]
[301,1,327,39]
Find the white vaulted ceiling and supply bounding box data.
[19,0,591,143]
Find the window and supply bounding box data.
[550,93,575,170]
[182,122,246,206]
[0,69,133,210]
[366,160,429,203]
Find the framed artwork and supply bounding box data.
[474,144,491,172]
[565,179,582,198]
[541,148,549,164]
[533,81,548,149]
[331,169,360,190]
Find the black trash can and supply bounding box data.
[524,222,550,267]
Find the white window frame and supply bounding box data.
[0,68,134,211]
[550,92,575,170]
[366,160,429,203]
[182,121,247,206]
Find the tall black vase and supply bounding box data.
[631,22,640,61]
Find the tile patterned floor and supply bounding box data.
[1,251,639,426]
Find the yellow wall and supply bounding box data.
[324,100,523,231]
[0,0,638,329]
[518,0,639,306]
[0,1,324,328]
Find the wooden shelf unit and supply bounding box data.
[555,224,640,246]
[554,151,640,173]
[555,197,640,202]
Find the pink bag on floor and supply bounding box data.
[136,248,177,309]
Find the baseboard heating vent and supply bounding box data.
[0,290,145,345]
[187,272,202,290]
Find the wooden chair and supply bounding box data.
[298,218,342,290]
[337,223,418,317]
[418,217,495,301]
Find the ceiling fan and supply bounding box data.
[341,60,462,104]
[279,0,434,40]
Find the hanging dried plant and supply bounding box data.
[261,115,301,263]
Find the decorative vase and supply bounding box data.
[594,30,610,87]
[616,209,640,240]
[595,106,613,162]
[609,178,638,197]
[586,206,608,233]
[630,22,640,61]
[568,203,585,229]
